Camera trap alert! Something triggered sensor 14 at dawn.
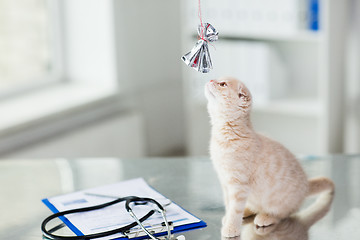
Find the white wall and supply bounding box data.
[114,0,186,156]
[4,112,146,158]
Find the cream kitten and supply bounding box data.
[204,77,335,238]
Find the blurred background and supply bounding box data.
[0,0,359,159]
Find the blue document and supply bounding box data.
[42,178,207,240]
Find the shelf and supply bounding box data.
[190,30,323,43]
[192,97,322,117]
[252,98,322,117]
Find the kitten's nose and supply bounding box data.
[210,79,215,83]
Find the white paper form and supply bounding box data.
[44,178,202,240]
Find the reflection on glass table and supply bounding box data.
[0,155,359,240]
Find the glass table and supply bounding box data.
[0,155,359,240]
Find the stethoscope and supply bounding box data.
[41,196,178,240]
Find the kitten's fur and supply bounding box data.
[205,77,335,238]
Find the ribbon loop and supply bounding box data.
[198,23,218,42]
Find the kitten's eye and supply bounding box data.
[219,82,227,87]
[238,93,243,98]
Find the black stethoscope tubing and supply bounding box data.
[41,196,163,240]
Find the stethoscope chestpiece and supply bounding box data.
[126,197,173,240]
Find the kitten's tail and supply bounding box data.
[297,177,335,228]
[307,177,335,197]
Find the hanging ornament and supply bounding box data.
[182,0,218,73]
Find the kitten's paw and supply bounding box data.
[221,224,241,238]
[221,236,241,240]
[254,213,280,228]
[222,216,227,225]
[253,223,276,236]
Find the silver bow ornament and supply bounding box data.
[182,23,218,73]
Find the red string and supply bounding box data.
[198,0,215,50]
[198,0,205,39]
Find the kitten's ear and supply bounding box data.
[238,88,247,99]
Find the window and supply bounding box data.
[0,0,118,155]
[0,0,59,96]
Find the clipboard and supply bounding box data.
[42,178,207,239]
